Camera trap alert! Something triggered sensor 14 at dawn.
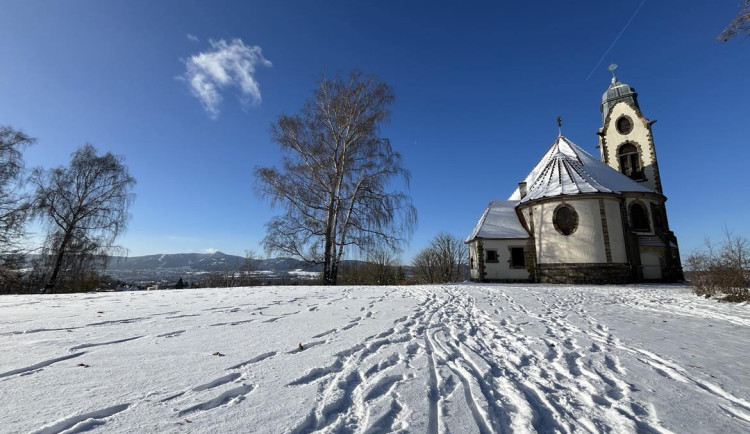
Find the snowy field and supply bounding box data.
[2,284,750,433]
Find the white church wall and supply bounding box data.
[640,247,664,280]
[481,239,530,281]
[604,199,628,263]
[531,199,608,264]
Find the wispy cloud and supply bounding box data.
[585,0,647,81]
[182,39,272,119]
[186,33,200,43]
[204,248,218,254]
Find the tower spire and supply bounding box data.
[557,115,563,136]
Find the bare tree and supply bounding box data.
[412,233,468,284]
[686,227,749,301]
[255,72,416,285]
[240,249,264,286]
[32,144,136,293]
[0,126,34,251]
[366,249,399,285]
[338,249,400,285]
[412,245,439,284]
[0,127,35,292]
[718,0,750,41]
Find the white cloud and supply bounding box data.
[186,33,200,43]
[204,248,218,254]
[182,39,272,119]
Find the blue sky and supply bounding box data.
[1,1,749,262]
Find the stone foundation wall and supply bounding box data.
[537,263,631,284]
[473,278,534,283]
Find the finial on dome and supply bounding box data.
[556,115,563,136]
[608,63,618,83]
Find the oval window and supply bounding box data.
[553,204,578,236]
[616,116,633,135]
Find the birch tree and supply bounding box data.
[255,72,416,285]
[32,144,136,293]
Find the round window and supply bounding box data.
[616,116,633,135]
[553,204,578,236]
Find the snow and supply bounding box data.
[288,269,322,279]
[508,135,652,202]
[465,201,529,242]
[2,284,750,433]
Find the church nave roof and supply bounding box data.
[509,135,651,203]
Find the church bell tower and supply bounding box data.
[597,66,683,282]
[597,67,663,194]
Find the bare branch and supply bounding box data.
[718,0,750,41]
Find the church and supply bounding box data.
[466,73,683,284]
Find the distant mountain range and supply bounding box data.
[106,252,312,272]
[103,252,320,284]
[14,251,396,285]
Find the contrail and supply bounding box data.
[585,0,647,81]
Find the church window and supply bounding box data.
[509,247,525,268]
[616,116,633,135]
[617,143,644,180]
[486,250,498,263]
[630,202,650,232]
[553,203,578,236]
[650,203,664,231]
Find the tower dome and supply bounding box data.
[600,76,639,121]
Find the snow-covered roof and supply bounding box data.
[509,135,652,203]
[465,200,529,242]
[638,235,678,248]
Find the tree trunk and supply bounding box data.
[44,229,73,294]
[323,220,335,285]
[323,186,338,285]
[330,260,339,285]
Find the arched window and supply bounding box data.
[553,203,578,236]
[617,143,644,180]
[630,202,650,232]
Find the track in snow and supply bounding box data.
[3,284,749,433]
[283,285,749,433]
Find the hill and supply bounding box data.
[104,252,318,284]
[2,284,748,432]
